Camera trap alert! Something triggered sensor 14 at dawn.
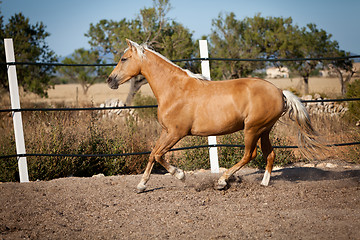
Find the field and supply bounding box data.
[1,76,360,239]
[14,77,341,106]
[16,82,154,106]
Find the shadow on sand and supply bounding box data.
[270,167,360,182]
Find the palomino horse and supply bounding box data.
[108,39,321,193]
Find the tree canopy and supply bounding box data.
[208,13,342,94]
[85,0,195,68]
[209,13,299,79]
[0,12,57,97]
[58,48,110,95]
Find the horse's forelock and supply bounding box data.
[125,40,146,58]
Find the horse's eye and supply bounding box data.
[121,58,128,62]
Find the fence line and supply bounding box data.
[0,105,158,113]
[2,97,360,160]
[2,44,360,163]
[1,54,360,67]
[1,98,360,113]
[1,141,360,160]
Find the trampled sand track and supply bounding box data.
[1,162,359,239]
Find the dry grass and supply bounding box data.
[273,114,360,163]
[1,77,359,181]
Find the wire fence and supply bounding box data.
[1,97,359,160]
[2,55,360,160]
[1,98,360,113]
[2,54,360,66]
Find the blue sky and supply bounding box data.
[3,0,360,57]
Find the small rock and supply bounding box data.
[302,95,313,101]
[92,173,105,178]
[303,163,316,168]
[316,163,337,168]
[325,163,337,168]
[314,93,321,99]
[273,166,283,171]
[316,163,326,168]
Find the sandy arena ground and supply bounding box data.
[1,161,359,240]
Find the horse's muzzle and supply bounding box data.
[107,77,119,89]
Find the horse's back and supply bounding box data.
[204,77,284,109]
[189,77,284,136]
[230,78,285,128]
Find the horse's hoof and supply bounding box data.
[216,179,227,190]
[174,168,185,182]
[136,183,146,193]
[260,170,270,186]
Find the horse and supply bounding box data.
[107,39,322,193]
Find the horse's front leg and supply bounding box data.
[137,130,184,193]
[136,154,155,193]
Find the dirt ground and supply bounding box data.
[1,161,359,240]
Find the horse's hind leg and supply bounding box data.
[260,130,275,186]
[216,129,259,190]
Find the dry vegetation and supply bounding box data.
[1,77,359,182]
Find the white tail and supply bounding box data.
[282,90,325,158]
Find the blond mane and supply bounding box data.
[126,40,209,81]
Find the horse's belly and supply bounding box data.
[190,114,245,136]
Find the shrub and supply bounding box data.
[170,136,210,171]
[0,109,154,181]
[345,79,360,122]
[133,91,158,120]
[169,131,297,171]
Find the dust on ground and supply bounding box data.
[1,161,360,240]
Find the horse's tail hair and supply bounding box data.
[282,90,326,159]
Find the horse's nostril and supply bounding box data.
[107,77,112,83]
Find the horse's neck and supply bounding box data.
[140,51,186,104]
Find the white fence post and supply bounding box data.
[4,38,29,183]
[199,40,219,173]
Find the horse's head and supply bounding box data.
[107,39,143,89]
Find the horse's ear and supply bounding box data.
[125,39,144,56]
[126,39,133,49]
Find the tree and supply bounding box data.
[209,13,264,79]
[328,50,356,96]
[282,24,339,94]
[0,12,57,97]
[242,14,299,63]
[209,13,296,80]
[208,13,342,96]
[58,48,110,95]
[85,0,196,105]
